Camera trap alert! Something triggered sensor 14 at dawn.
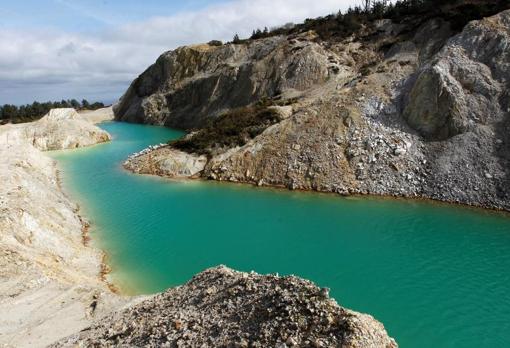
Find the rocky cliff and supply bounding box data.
[119,8,510,211]
[114,34,337,129]
[55,266,396,348]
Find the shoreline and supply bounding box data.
[122,159,510,218]
[116,8,510,217]
[0,108,128,347]
[14,114,396,347]
[55,166,122,294]
[54,108,123,294]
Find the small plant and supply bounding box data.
[208,40,223,46]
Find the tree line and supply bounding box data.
[0,99,105,124]
[232,0,506,43]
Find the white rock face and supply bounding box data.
[0,108,111,151]
[404,10,510,139]
[78,106,115,124]
[115,32,338,128]
[125,146,208,178]
[0,111,127,348]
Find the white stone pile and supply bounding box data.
[124,143,167,164]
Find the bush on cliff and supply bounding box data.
[169,100,281,156]
[239,0,509,42]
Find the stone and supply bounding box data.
[403,11,508,139]
[394,147,407,156]
[286,337,298,346]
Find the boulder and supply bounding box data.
[404,10,510,139]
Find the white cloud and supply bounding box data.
[0,0,360,104]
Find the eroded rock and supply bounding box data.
[0,108,111,150]
[114,33,342,129]
[404,11,509,139]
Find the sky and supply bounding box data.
[0,0,362,105]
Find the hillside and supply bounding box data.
[116,1,510,211]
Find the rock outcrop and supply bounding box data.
[120,9,510,211]
[114,33,344,129]
[125,146,207,178]
[55,266,397,348]
[0,108,111,151]
[0,110,125,348]
[403,10,510,139]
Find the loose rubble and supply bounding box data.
[54,266,397,348]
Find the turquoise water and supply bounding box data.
[51,122,510,348]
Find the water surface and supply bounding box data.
[51,122,510,348]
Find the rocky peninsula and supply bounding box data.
[0,109,395,346]
[118,6,510,211]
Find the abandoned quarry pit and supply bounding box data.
[2,3,510,348]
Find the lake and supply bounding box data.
[51,121,510,348]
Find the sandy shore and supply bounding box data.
[0,108,127,347]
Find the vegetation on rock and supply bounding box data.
[233,0,508,42]
[169,100,282,156]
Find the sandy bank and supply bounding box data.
[0,109,128,347]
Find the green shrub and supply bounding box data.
[169,101,282,156]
